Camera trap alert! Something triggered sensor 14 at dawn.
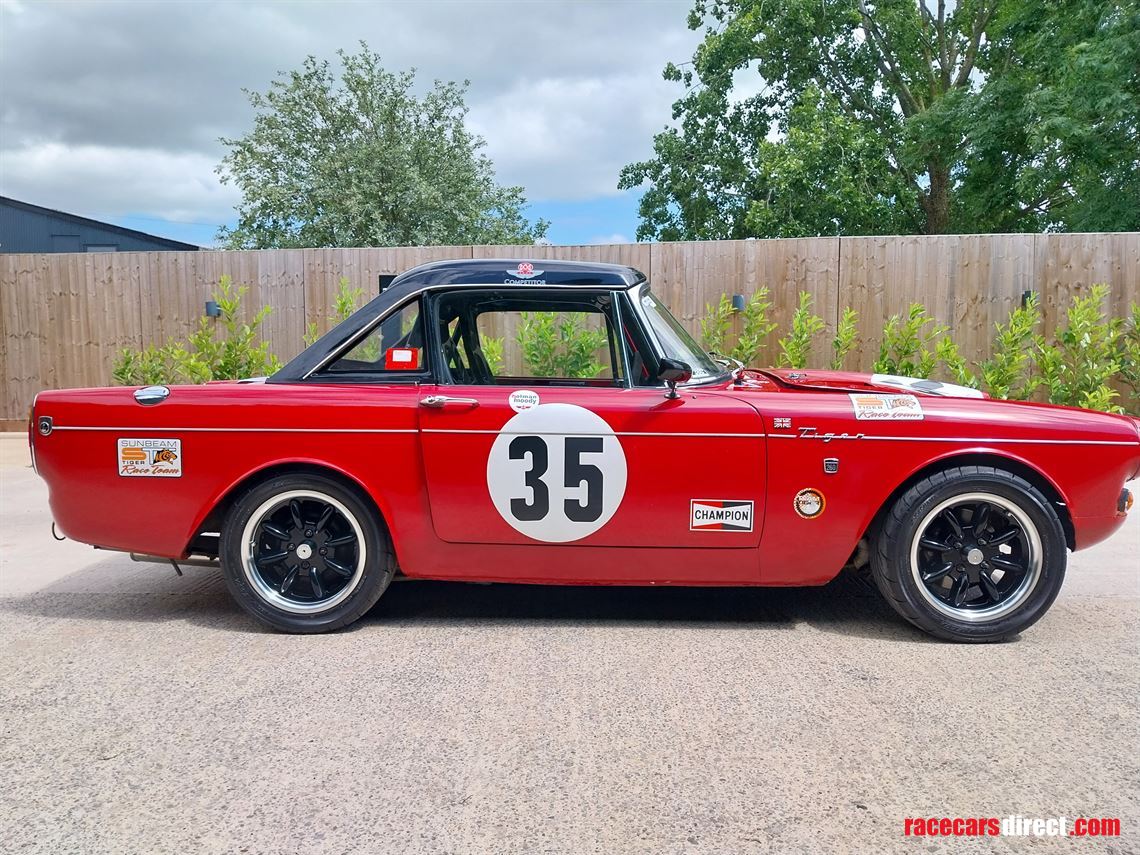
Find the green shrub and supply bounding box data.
[831,307,859,370]
[481,335,505,375]
[112,344,178,386]
[873,303,952,379]
[734,288,778,366]
[1118,303,1140,411]
[700,294,734,356]
[777,291,825,369]
[979,293,1042,400]
[700,290,778,366]
[113,276,280,385]
[305,277,365,345]
[1035,284,1123,412]
[518,311,609,378]
[935,336,978,388]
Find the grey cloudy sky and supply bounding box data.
[0,0,701,245]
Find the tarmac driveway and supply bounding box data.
[1,434,1137,854]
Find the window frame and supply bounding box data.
[307,296,433,384]
[426,288,633,389]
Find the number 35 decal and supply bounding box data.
[487,403,627,543]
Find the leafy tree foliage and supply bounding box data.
[217,44,548,248]
[620,0,1140,238]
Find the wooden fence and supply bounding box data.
[1,233,1137,423]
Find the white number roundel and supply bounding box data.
[486,403,627,543]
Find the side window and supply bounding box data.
[436,293,625,386]
[321,299,426,377]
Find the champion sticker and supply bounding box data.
[849,393,924,421]
[118,438,182,477]
[793,488,825,519]
[690,499,754,532]
[509,389,540,412]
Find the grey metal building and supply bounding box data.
[0,196,200,253]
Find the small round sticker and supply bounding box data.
[487,403,627,543]
[509,389,540,412]
[794,488,826,519]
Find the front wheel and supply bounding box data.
[871,466,1067,642]
[220,474,394,633]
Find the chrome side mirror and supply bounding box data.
[658,358,692,400]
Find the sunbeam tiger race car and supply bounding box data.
[31,259,1140,640]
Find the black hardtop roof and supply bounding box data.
[389,257,647,290]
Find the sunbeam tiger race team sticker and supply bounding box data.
[487,403,626,543]
[690,500,754,532]
[849,393,924,420]
[117,438,182,477]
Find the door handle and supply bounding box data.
[420,395,479,409]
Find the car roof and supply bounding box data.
[388,258,647,290]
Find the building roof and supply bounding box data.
[0,195,201,251]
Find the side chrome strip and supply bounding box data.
[768,433,1136,446]
[422,429,765,438]
[51,426,417,434]
[44,426,1137,446]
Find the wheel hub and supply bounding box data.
[240,490,366,615]
[910,492,1043,623]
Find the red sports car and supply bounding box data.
[30,259,1140,640]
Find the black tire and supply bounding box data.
[220,473,394,633]
[871,466,1067,642]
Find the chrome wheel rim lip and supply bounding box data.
[240,489,366,615]
[909,491,1043,623]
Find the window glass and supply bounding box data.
[323,299,425,374]
[437,292,623,386]
[637,288,722,382]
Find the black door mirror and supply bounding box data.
[657,358,692,399]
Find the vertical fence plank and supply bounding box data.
[1038,232,1140,338]
[839,234,1038,370]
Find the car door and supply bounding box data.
[416,288,766,550]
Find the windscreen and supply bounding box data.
[637,287,723,382]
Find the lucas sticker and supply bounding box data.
[690,499,754,532]
[849,393,924,421]
[487,403,626,543]
[118,438,182,477]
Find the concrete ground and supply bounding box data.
[1,432,1137,854]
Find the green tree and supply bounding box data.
[217,44,548,248]
[619,0,1140,239]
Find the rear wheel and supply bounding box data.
[871,466,1067,642]
[220,474,394,633]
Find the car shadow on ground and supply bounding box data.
[0,554,932,642]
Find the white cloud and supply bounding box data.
[0,0,701,224]
[0,143,238,225]
[469,71,686,201]
[586,233,631,245]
